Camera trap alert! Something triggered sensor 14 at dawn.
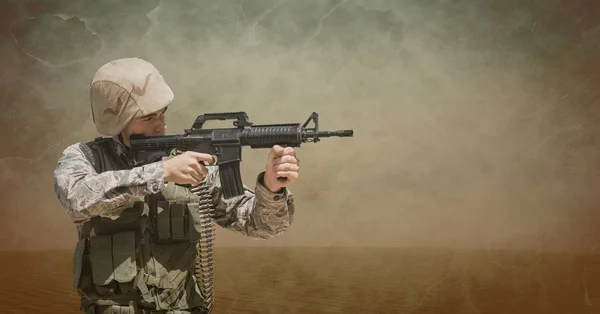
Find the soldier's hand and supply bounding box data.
[264,145,299,192]
[162,151,214,186]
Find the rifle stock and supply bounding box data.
[130,112,353,199]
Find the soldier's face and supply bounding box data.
[122,107,168,145]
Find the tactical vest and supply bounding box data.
[72,137,214,314]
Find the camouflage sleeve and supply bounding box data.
[53,142,165,223]
[205,166,295,239]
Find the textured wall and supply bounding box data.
[0,0,599,252]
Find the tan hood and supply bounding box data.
[90,57,174,136]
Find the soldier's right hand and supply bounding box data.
[162,151,215,186]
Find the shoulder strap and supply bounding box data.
[84,137,109,173]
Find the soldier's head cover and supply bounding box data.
[89,57,174,137]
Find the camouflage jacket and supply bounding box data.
[53,141,295,239]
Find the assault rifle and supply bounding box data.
[129,112,354,199]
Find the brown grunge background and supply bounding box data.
[0,0,600,313]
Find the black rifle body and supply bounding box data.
[130,112,353,199]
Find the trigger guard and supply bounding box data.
[210,155,218,166]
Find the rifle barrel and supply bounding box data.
[317,130,353,137]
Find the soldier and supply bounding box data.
[53,57,299,314]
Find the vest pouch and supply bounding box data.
[112,231,138,294]
[152,201,193,243]
[170,203,187,241]
[88,231,138,296]
[90,204,145,235]
[72,238,86,290]
[141,241,199,310]
[187,202,202,243]
[155,201,172,242]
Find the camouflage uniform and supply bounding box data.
[53,58,295,313]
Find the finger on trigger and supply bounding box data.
[190,152,215,165]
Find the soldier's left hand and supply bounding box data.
[264,145,299,192]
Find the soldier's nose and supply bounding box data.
[155,123,166,133]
